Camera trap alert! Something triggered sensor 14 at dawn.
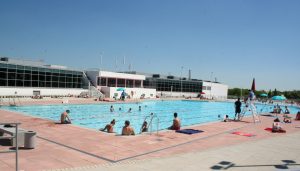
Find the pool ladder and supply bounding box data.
[141,113,159,135]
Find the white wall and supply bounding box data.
[157,91,199,98]
[0,87,86,96]
[202,82,228,100]
[99,71,145,80]
[100,87,156,99]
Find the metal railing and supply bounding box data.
[141,113,159,135]
[149,113,159,135]
[0,122,20,171]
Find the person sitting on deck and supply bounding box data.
[168,112,181,130]
[122,120,135,136]
[283,114,292,123]
[272,118,286,133]
[141,121,148,133]
[100,119,116,133]
[60,110,71,124]
[223,115,230,122]
[296,111,300,120]
[271,106,278,113]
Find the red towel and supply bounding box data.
[232,131,255,137]
[264,128,273,132]
[265,127,286,133]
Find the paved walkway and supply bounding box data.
[74,131,300,171]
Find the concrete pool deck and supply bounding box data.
[0,99,300,171]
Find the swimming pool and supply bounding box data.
[2,100,299,134]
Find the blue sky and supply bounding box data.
[0,0,299,91]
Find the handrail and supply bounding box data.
[148,113,159,135]
[0,122,20,171]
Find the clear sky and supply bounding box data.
[0,0,299,91]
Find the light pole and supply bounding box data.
[180,66,183,97]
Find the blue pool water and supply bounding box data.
[2,100,299,134]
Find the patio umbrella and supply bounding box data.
[271,95,286,101]
[260,93,268,97]
[116,87,125,91]
[251,78,255,92]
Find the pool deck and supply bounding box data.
[0,98,300,171]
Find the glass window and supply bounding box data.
[8,80,15,86]
[117,79,125,87]
[0,67,7,72]
[17,65,24,70]
[45,82,51,87]
[16,80,23,87]
[52,82,58,88]
[8,73,16,79]
[66,83,73,88]
[32,71,38,75]
[66,76,72,82]
[135,80,141,88]
[7,64,16,69]
[52,76,58,82]
[0,79,7,86]
[59,76,66,82]
[99,77,107,86]
[39,81,45,87]
[32,81,38,87]
[0,72,7,79]
[59,82,66,88]
[46,76,51,82]
[24,66,31,71]
[8,69,16,73]
[32,75,38,80]
[107,78,116,87]
[126,79,133,88]
[17,73,24,80]
[24,81,31,87]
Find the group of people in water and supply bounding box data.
[100,112,181,135]
[110,105,141,113]
[271,105,290,114]
[60,108,181,136]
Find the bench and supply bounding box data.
[0,125,26,147]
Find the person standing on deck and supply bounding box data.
[234,98,242,120]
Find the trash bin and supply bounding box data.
[24,131,36,149]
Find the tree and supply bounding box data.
[268,89,272,98]
[273,88,278,96]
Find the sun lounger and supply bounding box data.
[0,125,26,147]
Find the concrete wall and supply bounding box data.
[99,71,145,80]
[202,82,228,100]
[0,87,86,96]
[157,91,199,98]
[100,87,156,99]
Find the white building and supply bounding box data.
[202,81,228,100]
[85,70,156,99]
